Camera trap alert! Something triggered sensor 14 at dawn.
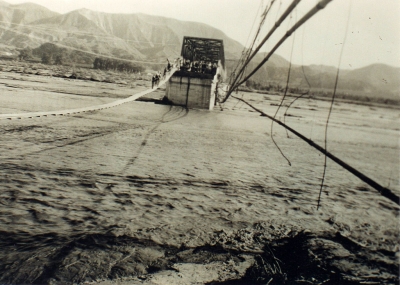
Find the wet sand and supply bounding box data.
[0,71,398,284]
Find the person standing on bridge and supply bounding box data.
[174,57,180,69]
[211,62,217,75]
[157,72,161,86]
[167,58,171,72]
[154,73,158,87]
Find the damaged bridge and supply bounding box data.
[165,36,226,110]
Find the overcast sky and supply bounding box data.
[4,0,400,69]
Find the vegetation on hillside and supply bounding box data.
[13,43,146,76]
[93,57,145,73]
[226,60,400,103]
[32,43,94,65]
[0,60,149,86]
[1,0,398,105]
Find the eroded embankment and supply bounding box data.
[0,224,398,284]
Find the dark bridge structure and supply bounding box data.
[165,36,226,110]
[180,36,225,69]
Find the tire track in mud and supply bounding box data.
[4,124,136,158]
[122,105,189,173]
[3,108,193,172]
[30,105,189,157]
[0,114,80,134]
[1,111,157,159]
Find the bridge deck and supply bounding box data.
[0,67,177,120]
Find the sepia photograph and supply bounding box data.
[0,0,399,284]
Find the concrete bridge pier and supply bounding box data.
[165,74,216,110]
[165,36,226,110]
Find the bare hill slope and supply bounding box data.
[0,0,398,102]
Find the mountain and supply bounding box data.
[0,1,398,102]
[0,2,58,25]
[242,62,400,102]
[343,64,400,94]
[0,2,59,48]
[0,2,245,61]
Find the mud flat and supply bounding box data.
[0,71,398,284]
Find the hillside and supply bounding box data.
[0,2,58,25]
[0,0,399,102]
[0,3,244,61]
[229,59,400,101]
[343,64,400,94]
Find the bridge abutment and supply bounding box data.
[165,74,216,110]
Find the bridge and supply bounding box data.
[165,36,226,110]
[0,66,177,120]
[0,36,226,121]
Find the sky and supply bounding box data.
[3,0,400,69]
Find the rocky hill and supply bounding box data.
[0,1,58,24]
[0,0,399,102]
[344,64,400,94]
[0,3,244,61]
[227,58,399,101]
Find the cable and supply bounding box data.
[224,0,333,104]
[244,0,266,50]
[283,25,311,138]
[228,0,301,92]
[0,67,177,120]
[317,0,353,210]
[228,0,266,87]
[270,9,297,166]
[232,95,400,207]
[243,0,277,79]
[283,92,308,138]
[233,0,277,85]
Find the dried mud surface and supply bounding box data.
[0,71,399,284]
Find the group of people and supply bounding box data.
[179,59,218,76]
[151,72,162,88]
[151,59,173,89]
[151,57,219,88]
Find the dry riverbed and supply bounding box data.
[0,69,398,284]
